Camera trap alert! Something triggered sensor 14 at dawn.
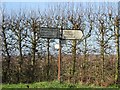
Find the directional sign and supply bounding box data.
[62,30,83,40]
[40,27,60,39]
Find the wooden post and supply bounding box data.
[58,39,61,82]
[58,28,62,83]
[47,38,50,81]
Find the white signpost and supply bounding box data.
[62,30,83,40]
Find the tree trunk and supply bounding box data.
[18,29,23,83]
[31,31,37,82]
[115,16,120,87]
[72,40,76,76]
[82,38,87,82]
[100,24,105,83]
[2,23,11,83]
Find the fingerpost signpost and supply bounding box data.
[40,27,83,83]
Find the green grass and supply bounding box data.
[1,81,119,89]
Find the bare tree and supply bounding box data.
[114,15,120,86]
[1,9,12,83]
[26,10,42,82]
[10,10,28,82]
[94,5,114,85]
